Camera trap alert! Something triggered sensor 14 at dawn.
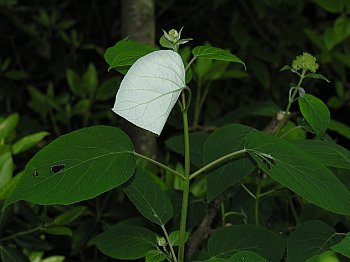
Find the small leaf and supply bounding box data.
[104,38,158,71]
[53,206,87,225]
[0,152,13,190]
[204,124,256,201]
[192,46,245,69]
[66,69,85,97]
[228,251,268,262]
[0,113,19,140]
[287,220,341,262]
[4,126,135,208]
[0,172,23,200]
[95,225,158,260]
[207,225,285,262]
[304,73,330,82]
[331,233,350,258]
[159,35,174,49]
[298,94,330,137]
[44,226,72,237]
[292,140,350,169]
[96,77,121,101]
[145,250,168,262]
[328,119,350,140]
[245,131,350,215]
[12,131,49,155]
[83,63,98,96]
[123,167,173,226]
[112,50,185,135]
[280,65,292,71]
[168,230,189,246]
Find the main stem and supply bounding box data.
[274,70,305,136]
[178,93,191,262]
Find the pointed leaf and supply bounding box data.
[168,230,189,246]
[12,131,49,155]
[331,233,350,258]
[298,94,330,137]
[104,38,158,71]
[245,131,350,215]
[44,226,72,237]
[204,124,256,201]
[53,206,87,225]
[0,113,19,140]
[145,250,168,262]
[83,63,98,96]
[228,251,268,262]
[4,126,135,208]
[0,152,14,190]
[292,140,350,169]
[123,167,173,226]
[287,220,341,262]
[192,46,245,68]
[304,73,330,82]
[328,119,350,140]
[207,225,285,262]
[95,225,158,260]
[112,50,185,135]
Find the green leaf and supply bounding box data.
[314,0,343,13]
[204,124,256,201]
[0,172,23,200]
[331,233,350,258]
[292,140,350,169]
[159,35,174,49]
[245,131,350,215]
[83,63,98,96]
[0,152,13,190]
[298,94,330,137]
[306,251,339,262]
[104,38,158,71]
[165,132,209,168]
[4,126,135,208]
[12,131,49,155]
[280,65,292,71]
[287,220,341,262]
[66,69,85,97]
[168,230,189,246]
[96,77,120,101]
[328,119,350,140]
[145,250,168,262]
[207,225,285,262]
[228,251,268,262]
[123,167,173,226]
[192,46,245,68]
[304,73,330,82]
[53,206,87,225]
[0,113,19,140]
[44,226,72,237]
[95,225,158,260]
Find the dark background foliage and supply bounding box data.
[1,0,350,261]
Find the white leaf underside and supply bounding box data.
[112,50,186,135]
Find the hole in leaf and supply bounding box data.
[51,164,65,174]
[32,171,39,177]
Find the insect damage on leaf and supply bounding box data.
[51,164,66,174]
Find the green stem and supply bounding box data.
[185,56,197,72]
[0,226,42,242]
[258,185,285,198]
[221,202,226,227]
[134,152,185,180]
[178,92,191,262]
[275,70,306,136]
[189,149,247,180]
[255,178,261,226]
[161,225,178,262]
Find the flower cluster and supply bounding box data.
[292,52,319,73]
[161,27,192,52]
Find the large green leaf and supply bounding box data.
[192,46,245,68]
[245,131,350,215]
[4,126,135,208]
[331,233,350,258]
[207,224,285,262]
[298,94,330,137]
[204,124,256,201]
[165,132,209,168]
[228,251,268,262]
[292,140,350,169]
[287,220,341,262]
[104,38,158,71]
[123,167,173,226]
[95,225,158,260]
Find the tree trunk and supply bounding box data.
[121,0,157,158]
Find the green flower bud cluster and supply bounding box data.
[161,27,192,52]
[292,52,319,73]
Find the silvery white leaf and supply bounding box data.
[112,50,185,135]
